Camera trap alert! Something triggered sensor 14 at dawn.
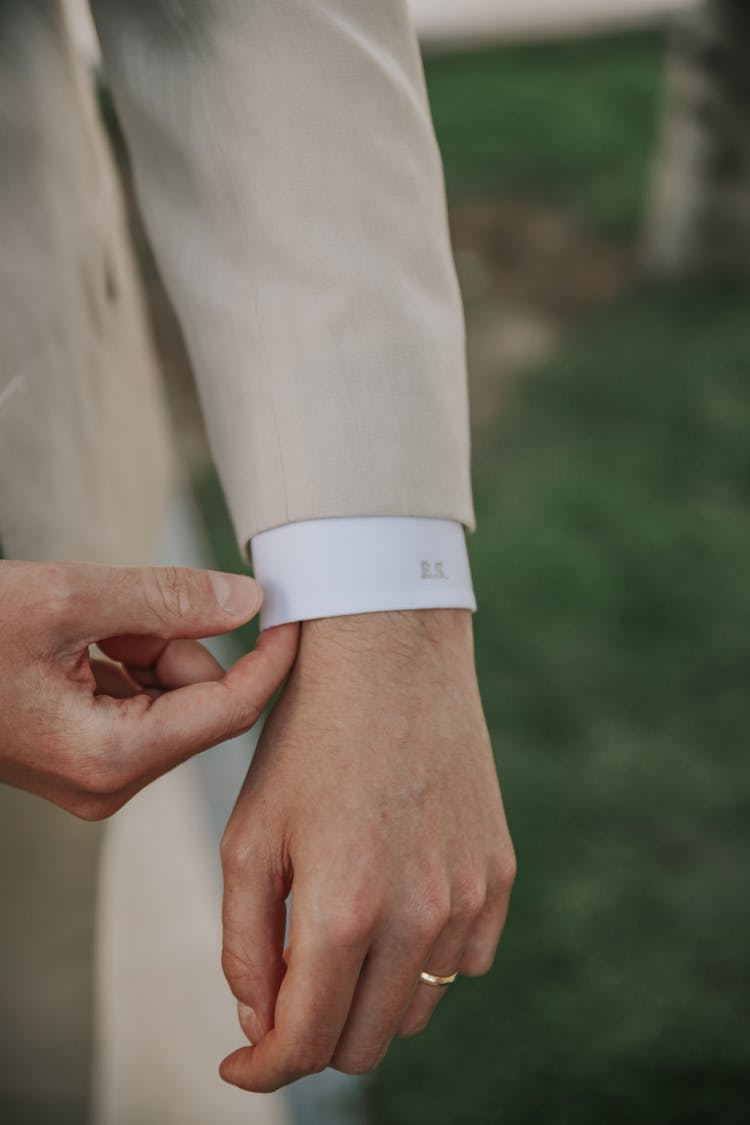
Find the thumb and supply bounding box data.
[222,866,288,1047]
[52,562,262,644]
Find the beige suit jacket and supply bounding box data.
[0,0,474,566]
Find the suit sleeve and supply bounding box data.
[91,0,475,553]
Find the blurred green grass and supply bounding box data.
[373,284,750,1125]
[195,28,750,1125]
[371,31,750,1125]
[428,32,664,237]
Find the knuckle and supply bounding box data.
[410,888,452,944]
[221,695,261,740]
[219,832,238,872]
[221,945,259,997]
[460,947,496,978]
[220,826,258,875]
[501,848,518,888]
[489,850,518,898]
[451,874,487,923]
[399,1014,430,1039]
[325,906,376,951]
[148,566,203,627]
[316,883,379,949]
[218,828,241,868]
[333,1046,387,1076]
[219,823,239,868]
[286,1040,330,1077]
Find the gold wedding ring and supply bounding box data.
[419,969,458,987]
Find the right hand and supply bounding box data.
[0,560,298,820]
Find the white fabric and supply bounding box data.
[251,516,476,629]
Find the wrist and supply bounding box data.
[299,607,474,665]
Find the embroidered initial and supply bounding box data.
[421,560,449,580]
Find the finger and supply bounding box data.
[50,562,262,645]
[327,932,434,1075]
[219,890,370,1092]
[396,917,472,1040]
[99,636,225,689]
[458,891,511,978]
[152,639,225,688]
[221,843,289,1046]
[90,623,299,791]
[90,658,142,699]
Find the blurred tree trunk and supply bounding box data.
[642,0,750,277]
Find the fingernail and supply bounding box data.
[209,572,262,617]
[238,1002,264,1044]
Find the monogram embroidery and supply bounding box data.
[421,561,448,580]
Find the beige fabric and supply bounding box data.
[94,764,291,1125]
[92,490,291,1125]
[90,0,475,552]
[1,0,473,562]
[0,786,102,1125]
[0,12,175,1117]
[0,0,176,566]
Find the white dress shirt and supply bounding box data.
[251,516,476,630]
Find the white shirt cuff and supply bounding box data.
[250,516,477,630]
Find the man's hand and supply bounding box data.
[0,560,299,820]
[219,608,515,1091]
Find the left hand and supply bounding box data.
[219,608,516,1091]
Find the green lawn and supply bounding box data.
[196,29,750,1125]
[426,32,664,238]
[371,32,750,1125]
[373,284,750,1125]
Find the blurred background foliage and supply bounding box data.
[423,32,663,238]
[372,29,750,1125]
[195,26,750,1125]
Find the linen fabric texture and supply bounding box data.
[89,0,476,552]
